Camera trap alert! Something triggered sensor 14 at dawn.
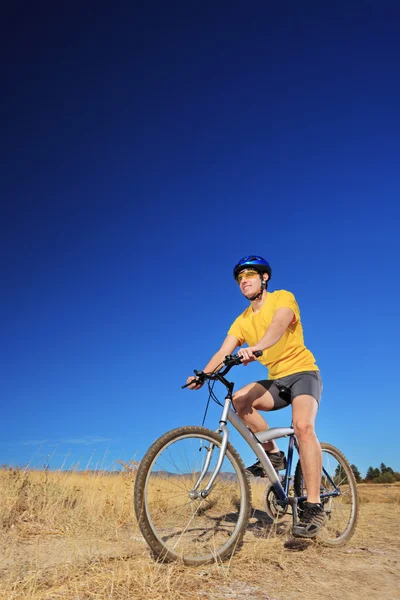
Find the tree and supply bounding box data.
[378,471,395,484]
[364,464,398,484]
[365,466,375,481]
[350,464,361,483]
[380,463,394,475]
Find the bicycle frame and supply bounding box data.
[193,386,341,516]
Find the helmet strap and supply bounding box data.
[246,274,267,302]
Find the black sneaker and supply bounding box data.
[292,502,326,538]
[245,451,286,477]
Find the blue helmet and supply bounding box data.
[233,255,272,280]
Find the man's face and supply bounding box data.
[237,269,263,298]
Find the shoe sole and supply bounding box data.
[292,528,320,539]
[245,471,267,478]
[245,457,286,477]
[270,463,286,471]
[245,464,286,477]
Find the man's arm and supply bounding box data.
[187,335,240,389]
[237,307,294,364]
[203,335,240,372]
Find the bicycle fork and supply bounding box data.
[189,394,232,499]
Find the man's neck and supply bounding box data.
[250,290,268,313]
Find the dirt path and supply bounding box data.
[0,503,399,599]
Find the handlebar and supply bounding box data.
[222,350,263,366]
[182,350,263,389]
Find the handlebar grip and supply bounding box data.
[224,350,263,365]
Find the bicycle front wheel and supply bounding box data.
[294,443,359,546]
[134,426,251,565]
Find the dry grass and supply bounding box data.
[0,468,399,600]
[357,482,400,504]
[0,467,135,539]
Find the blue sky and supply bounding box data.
[1,2,399,476]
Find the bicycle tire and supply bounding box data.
[134,426,251,565]
[294,442,359,546]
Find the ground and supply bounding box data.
[0,469,400,600]
[1,485,399,600]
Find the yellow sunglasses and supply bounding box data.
[236,269,260,284]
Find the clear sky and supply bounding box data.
[2,2,399,476]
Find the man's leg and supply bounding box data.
[291,394,326,538]
[233,383,279,454]
[291,394,321,503]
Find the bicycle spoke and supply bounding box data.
[135,428,250,564]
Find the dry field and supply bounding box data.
[0,467,399,600]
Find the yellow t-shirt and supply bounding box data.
[228,290,318,379]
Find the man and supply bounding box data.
[187,255,324,538]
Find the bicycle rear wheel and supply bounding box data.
[294,443,359,546]
[134,426,251,565]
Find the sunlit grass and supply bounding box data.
[0,467,399,599]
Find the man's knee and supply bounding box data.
[233,387,254,416]
[293,419,315,440]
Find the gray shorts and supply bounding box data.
[257,370,322,410]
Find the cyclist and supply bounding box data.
[187,255,325,538]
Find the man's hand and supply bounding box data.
[237,346,260,366]
[186,376,204,390]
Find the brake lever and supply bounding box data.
[223,354,242,366]
[181,371,206,389]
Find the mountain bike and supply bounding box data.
[134,353,359,565]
